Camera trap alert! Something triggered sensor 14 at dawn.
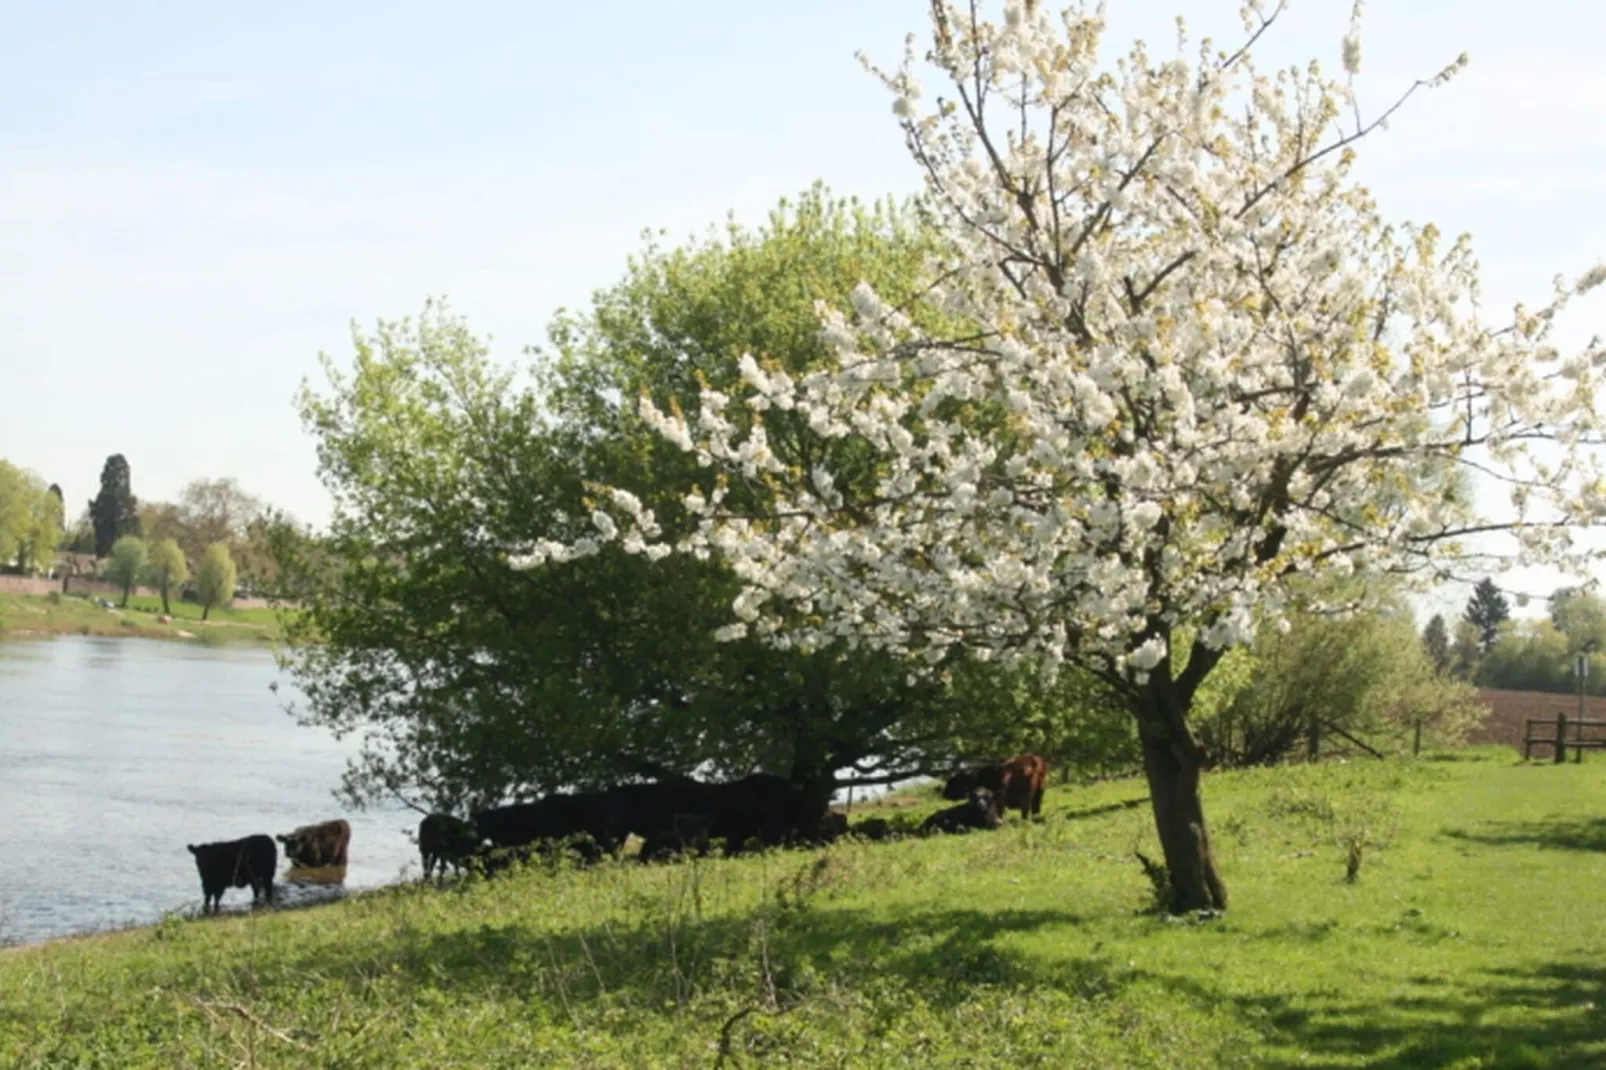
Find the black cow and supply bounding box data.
[418,813,481,879]
[604,778,719,860]
[850,817,894,842]
[187,835,277,914]
[604,774,827,858]
[706,773,824,855]
[475,791,628,862]
[637,811,714,863]
[277,818,351,868]
[817,811,849,844]
[467,843,538,878]
[920,788,1003,836]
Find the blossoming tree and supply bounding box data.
[527,0,1606,912]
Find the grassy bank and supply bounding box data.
[0,591,284,643]
[4,748,1604,1067]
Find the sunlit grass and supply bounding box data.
[0,591,284,642]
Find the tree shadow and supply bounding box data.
[272,889,1095,1015]
[1442,819,1606,853]
[1058,797,1149,822]
[1142,959,1606,1068]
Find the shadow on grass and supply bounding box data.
[274,889,1097,1015]
[1057,797,1149,822]
[1141,959,1606,1069]
[1442,818,1606,853]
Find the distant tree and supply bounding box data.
[63,508,97,555]
[1197,596,1479,766]
[143,538,188,614]
[234,508,297,595]
[138,501,188,548]
[89,455,140,557]
[1548,587,1606,655]
[196,542,236,620]
[177,478,263,562]
[0,463,64,574]
[1464,579,1511,654]
[105,536,148,607]
[1422,615,1451,675]
[20,479,64,575]
[1450,619,1484,681]
[0,461,31,570]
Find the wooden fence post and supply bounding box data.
[1556,713,1569,765]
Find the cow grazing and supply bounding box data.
[604,774,829,857]
[474,791,628,862]
[467,843,537,878]
[637,811,714,863]
[187,835,277,914]
[276,818,351,869]
[943,753,1050,821]
[706,773,825,855]
[920,788,1004,836]
[817,811,849,844]
[418,813,481,879]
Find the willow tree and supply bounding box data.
[538,1,1606,911]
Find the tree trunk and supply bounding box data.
[160,580,171,615]
[202,602,211,621]
[1139,726,1228,913]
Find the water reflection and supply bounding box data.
[0,637,416,945]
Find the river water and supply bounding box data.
[0,637,418,946]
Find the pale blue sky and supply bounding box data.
[3,0,1603,593]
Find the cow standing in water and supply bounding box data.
[276,819,352,868]
[187,835,277,914]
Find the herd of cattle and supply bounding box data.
[184,754,1050,914]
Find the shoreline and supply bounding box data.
[0,591,284,644]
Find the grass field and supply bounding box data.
[3,748,1604,1068]
[0,591,284,643]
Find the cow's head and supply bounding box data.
[969,788,1003,827]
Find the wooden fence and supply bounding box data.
[1522,714,1606,763]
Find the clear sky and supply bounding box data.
[3,0,1603,608]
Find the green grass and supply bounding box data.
[4,749,1605,1067]
[0,591,285,643]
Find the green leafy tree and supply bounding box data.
[280,191,1068,813]
[1450,619,1484,681]
[89,455,140,558]
[0,463,61,574]
[143,538,188,614]
[1198,598,1481,765]
[196,543,236,621]
[177,477,263,564]
[1549,588,1606,656]
[105,536,148,607]
[1477,618,1606,697]
[1422,615,1452,675]
[1464,578,1512,654]
[0,461,31,570]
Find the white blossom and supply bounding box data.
[538,0,1598,698]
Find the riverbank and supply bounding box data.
[0,591,285,643]
[4,748,1604,1067]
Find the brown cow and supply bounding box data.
[276,819,351,868]
[943,753,1049,821]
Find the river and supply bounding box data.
[0,637,418,946]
